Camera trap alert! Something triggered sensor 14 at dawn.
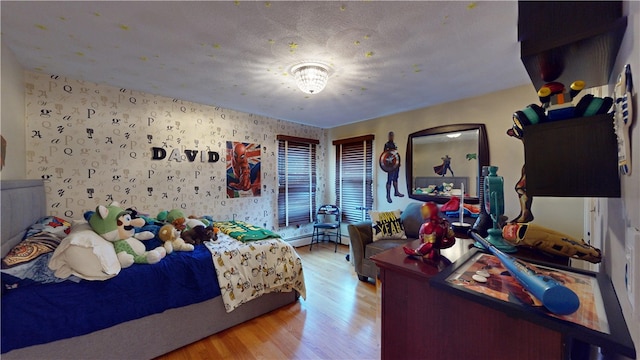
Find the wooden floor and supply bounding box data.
[157,242,380,360]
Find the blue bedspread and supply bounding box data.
[1,244,220,353]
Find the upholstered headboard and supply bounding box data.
[1,179,46,257]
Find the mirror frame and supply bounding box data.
[405,123,489,204]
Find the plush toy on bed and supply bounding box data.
[126,207,164,226]
[157,209,188,231]
[158,224,194,254]
[181,225,218,245]
[89,202,166,268]
[184,217,206,229]
[188,215,212,226]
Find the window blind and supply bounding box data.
[277,136,318,227]
[334,135,374,224]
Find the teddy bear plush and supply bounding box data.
[89,202,166,268]
[158,224,194,254]
[181,225,218,245]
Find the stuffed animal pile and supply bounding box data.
[50,204,220,280]
[156,209,218,245]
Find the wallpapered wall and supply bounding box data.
[24,71,327,240]
[1,42,26,180]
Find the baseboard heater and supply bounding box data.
[283,234,349,247]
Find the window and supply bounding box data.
[277,135,319,227]
[334,135,374,224]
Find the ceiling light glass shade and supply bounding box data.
[291,63,330,95]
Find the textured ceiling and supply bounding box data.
[1,1,530,128]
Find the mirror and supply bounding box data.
[406,124,489,204]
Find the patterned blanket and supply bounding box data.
[205,232,306,312]
[213,221,281,242]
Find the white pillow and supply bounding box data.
[48,220,121,280]
[368,209,407,241]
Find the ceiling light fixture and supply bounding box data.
[290,62,331,95]
[446,133,462,138]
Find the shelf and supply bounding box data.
[523,114,620,198]
[518,1,627,90]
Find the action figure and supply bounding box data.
[403,202,456,261]
[513,164,533,223]
[433,155,454,176]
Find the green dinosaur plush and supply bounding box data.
[89,202,166,268]
[166,209,186,223]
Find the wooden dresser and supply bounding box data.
[370,239,566,360]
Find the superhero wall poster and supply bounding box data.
[226,141,261,198]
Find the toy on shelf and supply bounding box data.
[403,202,456,261]
[512,80,584,137]
[537,81,585,120]
[511,80,614,139]
[613,64,634,175]
[507,80,615,223]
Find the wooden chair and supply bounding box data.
[310,205,341,252]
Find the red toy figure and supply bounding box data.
[403,202,456,261]
[229,143,252,191]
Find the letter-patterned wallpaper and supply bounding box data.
[25,71,327,239]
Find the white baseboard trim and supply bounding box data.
[287,236,312,248]
[284,234,350,248]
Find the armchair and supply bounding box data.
[348,203,424,282]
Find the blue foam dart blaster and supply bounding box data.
[469,229,580,315]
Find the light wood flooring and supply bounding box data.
[157,242,380,360]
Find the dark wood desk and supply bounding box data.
[371,239,566,360]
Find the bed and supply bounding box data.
[413,176,469,196]
[1,179,302,360]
